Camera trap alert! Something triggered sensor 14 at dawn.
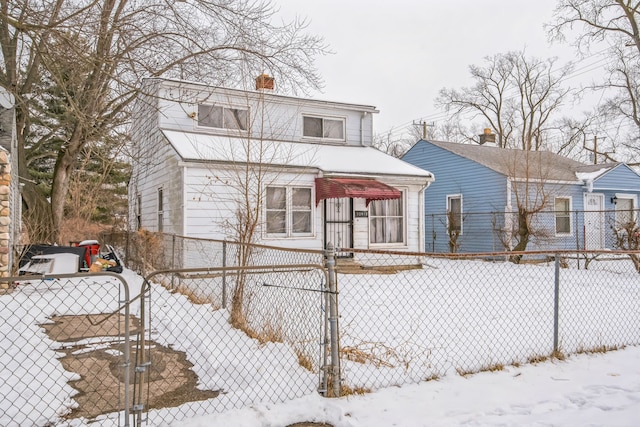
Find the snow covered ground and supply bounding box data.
[180,344,640,427]
[1,258,639,426]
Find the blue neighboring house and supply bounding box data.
[402,135,640,253]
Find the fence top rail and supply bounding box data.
[340,247,640,258]
[143,263,329,284]
[114,231,326,256]
[5,271,130,286]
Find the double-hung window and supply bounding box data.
[615,195,637,228]
[447,194,463,234]
[554,197,571,234]
[369,195,405,244]
[157,188,164,233]
[198,104,248,130]
[266,186,312,236]
[303,115,345,140]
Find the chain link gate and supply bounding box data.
[132,263,334,426]
[0,272,134,426]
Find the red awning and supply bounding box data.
[315,177,401,206]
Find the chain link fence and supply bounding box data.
[2,234,639,426]
[426,209,639,253]
[0,273,133,426]
[101,231,325,274]
[132,264,330,426]
[335,248,640,392]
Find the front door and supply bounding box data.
[324,197,353,256]
[584,193,605,250]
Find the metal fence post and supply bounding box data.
[553,254,560,353]
[222,240,227,309]
[325,242,341,397]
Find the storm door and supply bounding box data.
[324,197,353,257]
[583,193,605,250]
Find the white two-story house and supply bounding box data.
[129,76,433,264]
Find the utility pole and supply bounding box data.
[593,135,597,164]
[413,120,434,140]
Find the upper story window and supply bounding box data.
[198,104,248,131]
[303,115,345,140]
[554,196,571,235]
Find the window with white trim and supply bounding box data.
[554,197,571,234]
[369,195,405,244]
[266,186,312,236]
[198,104,248,130]
[615,195,637,228]
[303,115,345,140]
[447,194,463,234]
[157,188,164,232]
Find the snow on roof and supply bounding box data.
[575,168,610,182]
[162,130,433,178]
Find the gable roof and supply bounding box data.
[163,130,433,179]
[421,139,615,182]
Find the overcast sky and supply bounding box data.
[274,0,591,138]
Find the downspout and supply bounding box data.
[505,177,513,251]
[418,176,433,252]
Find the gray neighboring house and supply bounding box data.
[403,134,640,253]
[0,86,21,279]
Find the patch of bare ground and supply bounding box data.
[336,259,422,275]
[41,314,217,421]
[286,423,334,427]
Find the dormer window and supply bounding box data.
[303,115,345,140]
[198,104,248,130]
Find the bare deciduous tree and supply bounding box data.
[436,51,574,151]
[547,0,640,165]
[0,0,326,243]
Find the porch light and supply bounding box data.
[611,195,618,205]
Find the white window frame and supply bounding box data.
[369,192,406,246]
[302,115,346,141]
[157,187,164,233]
[614,193,638,228]
[554,196,572,235]
[197,103,249,131]
[265,185,314,238]
[446,194,463,235]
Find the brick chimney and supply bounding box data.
[255,73,275,91]
[479,128,496,145]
